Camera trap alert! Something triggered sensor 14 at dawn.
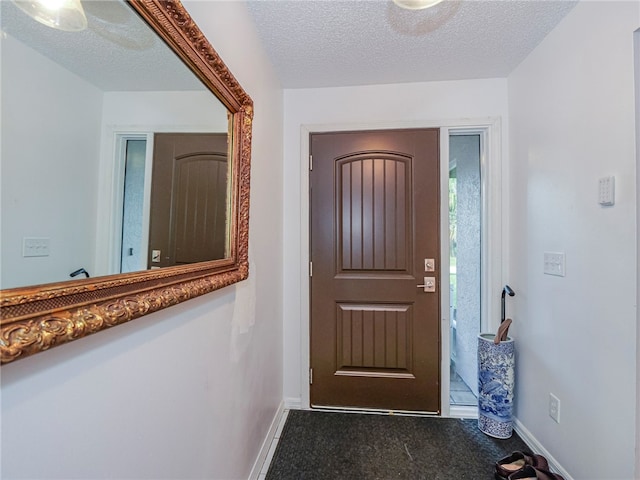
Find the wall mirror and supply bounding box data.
[0,0,253,364]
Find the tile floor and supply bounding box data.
[450,370,477,406]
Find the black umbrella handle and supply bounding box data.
[70,268,90,279]
[501,285,515,323]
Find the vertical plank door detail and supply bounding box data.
[338,155,410,273]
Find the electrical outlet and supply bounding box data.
[549,393,561,423]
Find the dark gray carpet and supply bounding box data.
[266,410,530,480]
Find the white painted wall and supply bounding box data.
[1,1,284,479]
[102,90,228,129]
[282,79,508,406]
[0,34,103,289]
[508,2,639,478]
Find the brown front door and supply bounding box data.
[148,133,228,268]
[310,128,441,413]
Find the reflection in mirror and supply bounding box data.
[0,0,253,365]
[147,132,230,269]
[1,0,232,290]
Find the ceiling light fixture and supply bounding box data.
[392,0,444,10]
[11,0,88,32]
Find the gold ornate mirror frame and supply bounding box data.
[0,0,253,365]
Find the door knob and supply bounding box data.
[417,276,436,292]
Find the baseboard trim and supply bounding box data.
[513,417,573,480]
[248,400,285,480]
[284,397,302,410]
[448,405,478,419]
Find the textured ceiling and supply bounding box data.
[3,0,578,91]
[246,0,578,88]
[1,0,203,92]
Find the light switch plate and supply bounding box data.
[23,237,50,257]
[544,252,565,276]
[598,176,615,206]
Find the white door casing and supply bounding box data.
[295,117,504,417]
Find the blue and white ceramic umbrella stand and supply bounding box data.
[477,333,515,438]
[478,285,516,439]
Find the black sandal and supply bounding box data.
[508,465,565,480]
[495,451,549,480]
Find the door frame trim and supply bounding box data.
[443,125,503,416]
[299,118,504,416]
[110,133,154,275]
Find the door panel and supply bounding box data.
[336,303,412,374]
[310,129,440,413]
[173,152,228,264]
[148,133,228,268]
[338,155,409,272]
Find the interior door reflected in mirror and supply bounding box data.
[148,133,230,268]
[120,133,230,273]
[0,0,232,290]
